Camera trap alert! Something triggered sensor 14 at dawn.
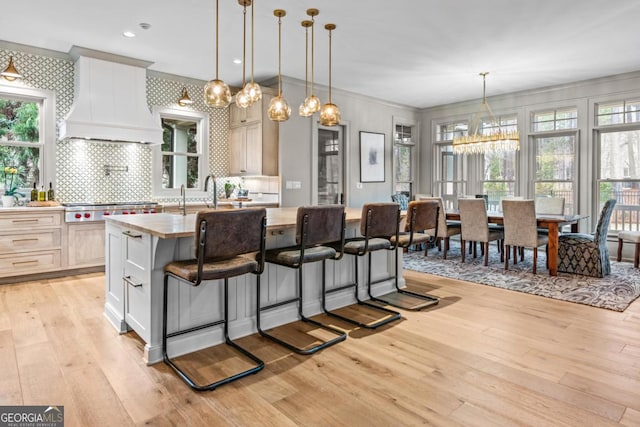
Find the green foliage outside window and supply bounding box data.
[0,98,40,190]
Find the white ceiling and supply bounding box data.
[2,0,640,108]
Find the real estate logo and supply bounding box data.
[0,406,64,427]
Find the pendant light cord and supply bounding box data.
[250,0,255,84]
[215,0,219,79]
[311,16,315,96]
[278,15,282,96]
[328,28,332,104]
[241,4,247,86]
[304,25,309,97]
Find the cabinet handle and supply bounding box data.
[11,219,39,223]
[241,119,246,123]
[13,260,38,266]
[123,275,143,287]
[270,230,284,236]
[122,230,143,239]
[241,169,247,173]
[12,238,39,244]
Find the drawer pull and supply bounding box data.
[12,238,39,244]
[13,260,38,266]
[122,231,143,239]
[11,219,39,223]
[123,275,143,287]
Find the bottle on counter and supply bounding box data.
[47,182,54,201]
[38,185,47,202]
[30,183,37,201]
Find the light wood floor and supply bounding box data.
[1,270,639,426]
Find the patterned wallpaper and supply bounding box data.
[0,47,231,203]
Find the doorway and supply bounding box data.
[315,125,345,205]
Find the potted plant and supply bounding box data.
[224,181,236,199]
[2,166,24,207]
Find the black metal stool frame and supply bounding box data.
[322,205,402,328]
[368,202,440,310]
[256,209,347,355]
[162,213,267,391]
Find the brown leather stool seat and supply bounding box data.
[257,205,347,355]
[162,208,267,391]
[322,203,402,328]
[371,200,440,310]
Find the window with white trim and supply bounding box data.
[531,108,578,215]
[480,114,518,210]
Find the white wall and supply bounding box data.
[278,77,419,208]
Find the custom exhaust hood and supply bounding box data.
[59,47,163,144]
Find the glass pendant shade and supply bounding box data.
[235,87,252,108]
[319,102,340,127]
[299,102,311,117]
[268,95,291,121]
[303,95,321,114]
[204,79,232,107]
[245,82,262,104]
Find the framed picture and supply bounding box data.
[359,131,385,182]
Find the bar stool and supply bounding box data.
[322,203,402,329]
[257,205,347,355]
[617,231,640,268]
[369,200,440,310]
[162,208,267,391]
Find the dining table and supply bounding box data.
[445,211,588,276]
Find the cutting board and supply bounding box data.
[27,200,61,207]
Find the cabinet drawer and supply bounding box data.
[123,229,150,274]
[0,229,61,254]
[0,250,61,276]
[124,273,151,342]
[0,212,62,230]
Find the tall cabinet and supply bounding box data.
[229,94,278,176]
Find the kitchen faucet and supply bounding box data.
[204,174,217,209]
[179,184,186,216]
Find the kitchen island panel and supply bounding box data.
[104,208,402,364]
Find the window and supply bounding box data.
[597,99,640,126]
[393,123,415,197]
[434,120,467,210]
[531,108,578,215]
[0,95,43,192]
[152,107,209,196]
[597,127,640,232]
[480,115,518,210]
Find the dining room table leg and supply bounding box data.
[547,222,559,276]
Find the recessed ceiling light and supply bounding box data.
[123,31,136,38]
[139,22,151,30]
[233,59,242,65]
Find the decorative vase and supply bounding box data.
[2,195,15,208]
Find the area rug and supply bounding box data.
[403,245,640,311]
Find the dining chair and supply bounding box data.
[535,196,565,215]
[557,199,616,277]
[162,208,267,391]
[458,198,504,266]
[257,205,347,354]
[502,199,549,274]
[418,196,461,259]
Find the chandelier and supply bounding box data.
[452,72,519,155]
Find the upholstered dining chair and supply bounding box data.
[502,199,549,274]
[535,196,565,215]
[458,198,504,266]
[162,208,267,391]
[557,199,616,277]
[257,205,347,355]
[418,196,461,259]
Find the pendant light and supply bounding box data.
[302,8,321,115]
[244,0,262,105]
[1,56,22,81]
[298,20,313,117]
[235,0,251,109]
[267,9,291,122]
[204,0,232,108]
[319,24,340,127]
[177,87,193,107]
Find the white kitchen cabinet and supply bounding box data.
[105,222,126,332]
[228,94,278,176]
[0,210,63,277]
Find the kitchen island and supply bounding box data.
[104,207,403,364]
